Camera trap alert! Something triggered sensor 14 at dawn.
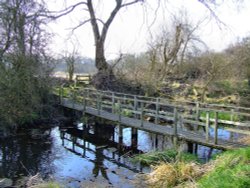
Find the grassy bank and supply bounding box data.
[135,147,250,188]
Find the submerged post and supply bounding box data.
[214,111,218,144]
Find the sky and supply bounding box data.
[47,0,250,59]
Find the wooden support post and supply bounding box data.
[155,134,158,149]
[230,109,234,141]
[214,111,218,144]
[206,111,210,142]
[134,96,138,118]
[118,123,123,150]
[112,92,115,113]
[162,135,165,150]
[155,98,159,124]
[131,128,138,150]
[141,101,144,127]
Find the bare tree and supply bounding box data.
[63,50,78,82]
[52,0,144,74]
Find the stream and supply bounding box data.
[0,116,222,187]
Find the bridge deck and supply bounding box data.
[61,98,247,150]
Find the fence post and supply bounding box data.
[230,109,234,141]
[173,107,178,136]
[98,93,102,115]
[134,96,138,118]
[214,111,218,144]
[141,101,144,127]
[206,110,210,142]
[59,86,63,104]
[173,107,178,148]
[195,102,200,130]
[72,88,75,109]
[83,90,87,114]
[155,98,159,124]
[118,100,122,122]
[112,92,115,113]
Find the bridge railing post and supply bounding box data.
[59,86,63,104]
[112,92,115,113]
[173,107,178,136]
[230,109,234,141]
[173,107,178,148]
[155,98,159,124]
[72,87,76,109]
[205,110,210,142]
[214,111,218,144]
[98,93,102,115]
[141,101,144,127]
[195,102,200,130]
[118,99,121,122]
[83,90,87,113]
[134,96,138,119]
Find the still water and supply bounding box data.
[0,117,220,187]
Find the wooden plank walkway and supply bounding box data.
[61,98,248,150]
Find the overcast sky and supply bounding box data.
[47,0,250,59]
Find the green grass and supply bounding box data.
[198,147,250,188]
[132,149,199,166]
[200,111,241,122]
[32,182,61,188]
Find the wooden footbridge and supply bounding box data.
[58,87,250,150]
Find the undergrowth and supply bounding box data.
[138,147,250,188]
[132,149,199,166]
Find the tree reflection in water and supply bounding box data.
[0,128,55,180]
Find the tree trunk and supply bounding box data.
[95,41,109,72]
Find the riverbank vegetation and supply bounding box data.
[0,0,56,129]
[134,147,250,188]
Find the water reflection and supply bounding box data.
[0,116,221,187]
[0,128,55,180]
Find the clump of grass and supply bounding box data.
[140,147,250,188]
[26,173,61,188]
[30,182,61,188]
[132,149,199,166]
[197,147,250,188]
[145,162,203,188]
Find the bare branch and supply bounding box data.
[48,2,87,19]
[121,0,144,7]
